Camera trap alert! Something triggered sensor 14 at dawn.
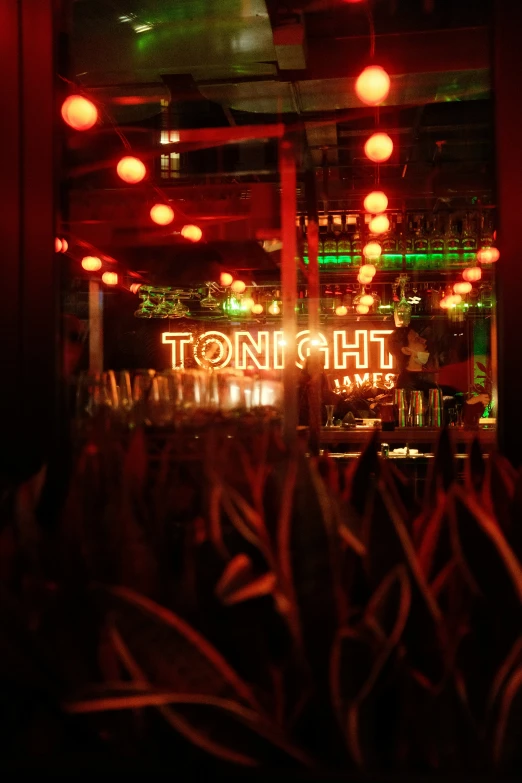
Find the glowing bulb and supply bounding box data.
[360,294,374,307]
[61,239,68,253]
[463,267,482,283]
[448,294,462,306]
[453,282,472,295]
[357,273,373,285]
[360,263,376,278]
[363,191,388,215]
[355,66,390,106]
[102,271,118,286]
[268,302,280,315]
[440,298,449,309]
[356,304,369,315]
[220,272,234,287]
[55,238,62,253]
[130,283,142,294]
[363,241,382,258]
[231,280,246,294]
[335,305,348,316]
[81,255,102,272]
[369,215,390,234]
[181,224,203,242]
[150,203,174,225]
[242,297,255,310]
[61,95,98,131]
[476,247,500,264]
[117,156,146,183]
[251,303,264,314]
[364,133,393,163]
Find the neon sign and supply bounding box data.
[162,328,396,386]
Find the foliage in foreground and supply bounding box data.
[0,426,521,774]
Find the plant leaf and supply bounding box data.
[215,555,276,606]
[493,666,522,766]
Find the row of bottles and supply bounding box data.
[297,211,495,257]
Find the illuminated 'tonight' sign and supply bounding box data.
[162,328,396,385]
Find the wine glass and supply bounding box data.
[134,287,154,318]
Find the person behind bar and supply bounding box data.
[388,326,439,397]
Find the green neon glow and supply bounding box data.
[303,253,476,268]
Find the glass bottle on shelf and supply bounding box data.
[302,216,309,261]
[382,213,398,259]
[414,214,429,254]
[318,215,328,255]
[405,214,415,254]
[445,216,461,254]
[337,215,351,258]
[461,213,477,252]
[480,212,494,249]
[429,213,445,254]
[351,217,363,264]
[323,216,338,256]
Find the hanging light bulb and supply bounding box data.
[363,191,388,214]
[360,294,374,307]
[369,215,390,234]
[356,304,369,315]
[150,203,174,225]
[363,241,382,258]
[81,255,102,272]
[440,297,450,309]
[117,156,146,183]
[268,301,281,315]
[181,224,203,242]
[231,279,246,294]
[476,247,500,264]
[355,66,390,106]
[453,281,472,295]
[463,267,482,282]
[55,238,62,253]
[448,294,462,306]
[364,133,393,163]
[242,297,255,311]
[61,95,98,131]
[220,272,234,287]
[335,305,348,316]
[252,303,264,315]
[360,263,376,278]
[357,272,373,285]
[102,271,118,285]
[61,239,68,253]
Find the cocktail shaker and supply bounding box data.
[394,388,408,427]
[410,390,424,426]
[428,388,443,427]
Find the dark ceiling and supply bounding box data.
[68,0,495,232]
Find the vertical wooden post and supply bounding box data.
[304,170,321,455]
[0,0,57,477]
[89,281,104,372]
[494,1,522,465]
[279,139,298,446]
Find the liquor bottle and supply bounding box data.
[336,216,351,264]
[323,216,337,256]
[351,216,363,264]
[445,216,461,253]
[414,214,429,253]
[461,213,477,252]
[429,213,444,254]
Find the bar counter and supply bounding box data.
[300,425,497,453]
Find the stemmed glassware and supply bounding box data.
[134,286,155,318]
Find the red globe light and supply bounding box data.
[440,298,450,309]
[181,224,203,242]
[61,239,68,253]
[61,95,98,131]
[220,272,234,287]
[476,246,500,264]
[360,294,374,307]
[356,304,369,315]
[369,214,390,234]
[150,203,174,225]
[363,241,382,258]
[231,279,246,294]
[364,191,388,214]
[55,238,62,253]
[81,255,102,272]
[335,305,348,316]
[102,271,118,286]
[252,303,264,315]
[360,263,376,278]
[355,66,390,106]
[357,273,373,285]
[453,281,472,295]
[364,133,393,163]
[463,267,482,283]
[117,156,146,184]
